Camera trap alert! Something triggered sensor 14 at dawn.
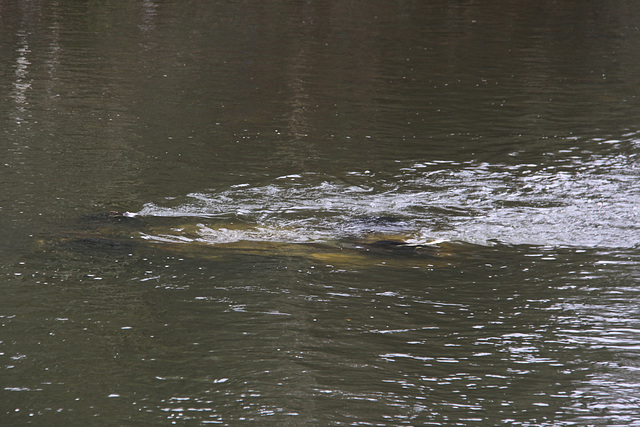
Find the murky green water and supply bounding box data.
[2,1,640,425]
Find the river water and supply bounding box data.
[2,1,640,425]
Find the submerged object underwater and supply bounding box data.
[40,211,491,268]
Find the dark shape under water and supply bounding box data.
[56,236,137,253]
[341,239,440,258]
[42,211,488,268]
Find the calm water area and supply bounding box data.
[2,1,640,425]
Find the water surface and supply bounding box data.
[1,1,640,425]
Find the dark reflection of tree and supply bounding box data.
[0,0,148,223]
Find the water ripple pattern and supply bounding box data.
[138,136,640,248]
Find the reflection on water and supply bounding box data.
[5,244,639,424]
[1,0,640,425]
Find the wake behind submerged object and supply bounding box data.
[40,211,483,268]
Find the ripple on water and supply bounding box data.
[137,146,639,248]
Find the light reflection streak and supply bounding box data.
[11,30,32,124]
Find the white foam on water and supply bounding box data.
[136,141,640,248]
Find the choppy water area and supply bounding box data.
[2,1,640,425]
[138,133,640,248]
